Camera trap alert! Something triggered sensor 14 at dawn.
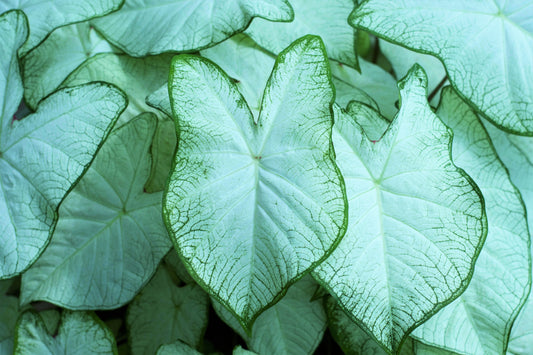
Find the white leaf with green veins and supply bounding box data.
[127,265,209,354]
[350,0,533,135]
[164,35,347,328]
[245,0,358,69]
[201,34,276,115]
[312,65,486,353]
[411,87,531,355]
[0,0,122,55]
[22,22,116,109]
[92,0,293,57]
[61,53,173,125]
[483,122,533,354]
[213,276,327,355]
[20,113,171,308]
[0,11,127,280]
[14,311,117,355]
[148,34,398,121]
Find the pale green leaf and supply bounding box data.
[331,58,398,119]
[163,250,195,285]
[39,310,60,336]
[92,0,293,57]
[326,296,418,355]
[22,22,116,109]
[414,342,461,355]
[326,296,389,355]
[156,340,201,355]
[144,118,177,193]
[0,295,19,355]
[484,121,533,354]
[0,0,122,55]
[14,311,117,354]
[379,40,447,105]
[350,0,533,135]
[233,346,257,355]
[507,298,533,354]
[313,65,486,353]
[0,12,126,279]
[60,53,173,125]
[411,87,531,354]
[245,0,359,69]
[213,276,327,355]
[20,113,171,308]
[164,35,346,327]
[127,265,209,354]
[201,34,276,115]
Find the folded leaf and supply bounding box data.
[20,113,171,308]
[0,0,122,55]
[350,0,533,135]
[313,65,486,353]
[14,311,117,354]
[0,9,127,279]
[92,0,293,57]
[164,35,347,328]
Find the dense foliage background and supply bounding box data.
[0,1,532,354]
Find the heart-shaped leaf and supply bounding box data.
[313,65,486,353]
[164,35,347,328]
[127,265,209,354]
[14,311,117,354]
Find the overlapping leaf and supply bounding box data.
[484,122,533,354]
[14,311,117,354]
[60,53,173,125]
[164,36,347,327]
[148,33,398,119]
[246,0,359,68]
[213,276,327,355]
[20,114,171,308]
[350,0,533,135]
[0,0,122,55]
[92,0,293,57]
[412,88,531,354]
[313,66,486,353]
[127,265,209,354]
[0,11,127,280]
[22,22,116,109]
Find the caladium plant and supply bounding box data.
[0,1,532,355]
